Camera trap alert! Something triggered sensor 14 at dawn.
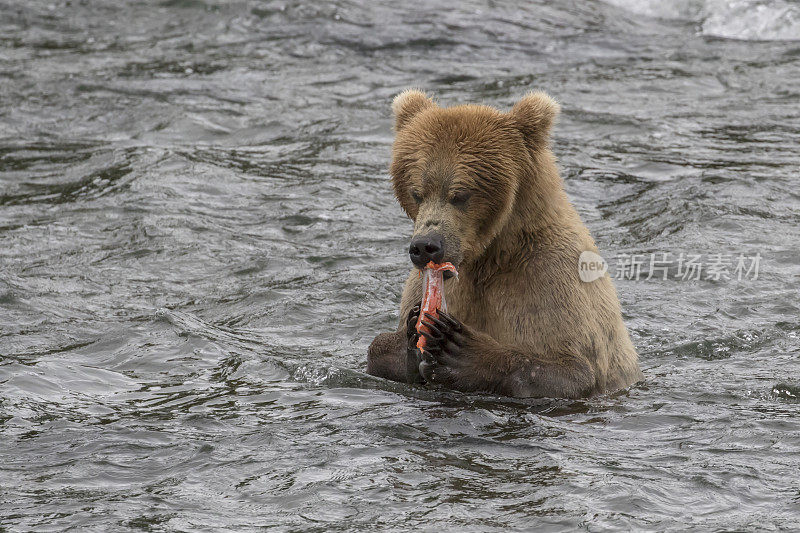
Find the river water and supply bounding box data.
[1,1,799,531]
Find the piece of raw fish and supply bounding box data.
[415,261,458,351]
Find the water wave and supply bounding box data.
[605,0,800,40]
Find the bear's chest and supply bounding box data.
[444,273,535,346]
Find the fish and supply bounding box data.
[415,261,458,351]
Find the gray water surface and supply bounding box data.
[2,1,800,531]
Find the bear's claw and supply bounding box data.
[404,304,426,383]
[420,312,464,355]
[437,311,463,332]
[406,304,421,340]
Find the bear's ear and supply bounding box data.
[392,89,436,131]
[510,91,560,149]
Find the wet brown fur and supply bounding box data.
[367,89,643,398]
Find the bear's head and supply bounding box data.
[389,89,560,270]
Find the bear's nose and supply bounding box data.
[409,233,445,268]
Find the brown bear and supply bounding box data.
[367,89,643,398]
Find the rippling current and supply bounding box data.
[1,1,799,530]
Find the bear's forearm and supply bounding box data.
[464,332,597,398]
[367,330,421,384]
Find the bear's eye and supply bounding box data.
[411,190,422,204]
[450,190,472,208]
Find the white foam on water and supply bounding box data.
[702,0,800,41]
[602,0,705,20]
[603,0,800,41]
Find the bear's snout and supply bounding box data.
[409,233,444,268]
